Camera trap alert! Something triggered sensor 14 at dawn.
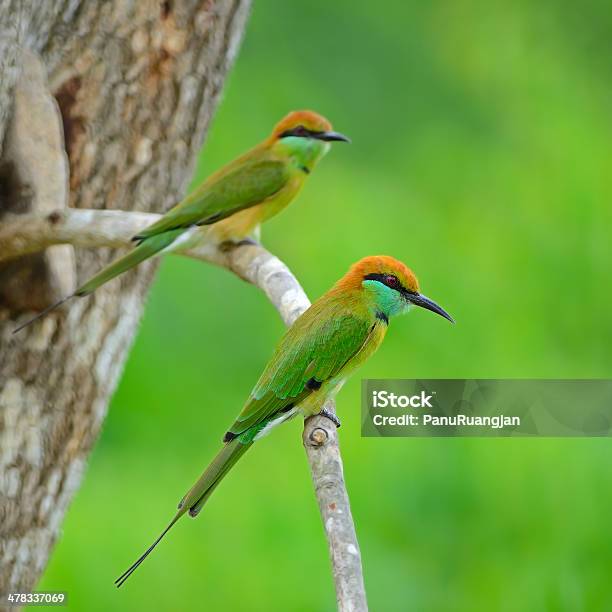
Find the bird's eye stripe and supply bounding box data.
[363,273,406,292]
[279,125,318,139]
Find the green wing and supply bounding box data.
[226,303,373,438]
[135,159,289,240]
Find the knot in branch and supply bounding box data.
[309,427,329,446]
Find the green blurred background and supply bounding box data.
[40,1,612,610]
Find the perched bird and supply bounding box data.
[115,255,454,587]
[13,110,349,333]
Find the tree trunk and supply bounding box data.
[0,0,251,595]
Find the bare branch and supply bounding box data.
[304,409,368,612]
[0,208,368,611]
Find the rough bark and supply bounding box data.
[0,0,251,595]
[0,206,369,610]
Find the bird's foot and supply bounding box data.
[219,238,259,253]
[319,407,341,428]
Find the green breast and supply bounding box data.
[259,172,306,222]
[342,319,387,377]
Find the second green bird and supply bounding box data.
[14,110,349,333]
[115,255,454,587]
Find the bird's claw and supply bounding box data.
[219,238,259,253]
[319,407,341,428]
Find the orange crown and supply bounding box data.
[271,110,333,139]
[337,256,420,293]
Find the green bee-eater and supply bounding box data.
[13,110,349,333]
[115,255,453,587]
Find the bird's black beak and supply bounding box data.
[405,292,454,323]
[315,130,351,143]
